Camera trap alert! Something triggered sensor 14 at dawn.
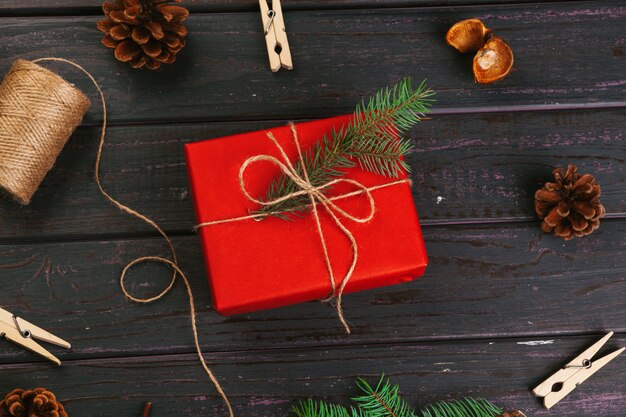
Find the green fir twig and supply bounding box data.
[353,377,416,417]
[292,376,524,417]
[258,78,434,218]
[293,399,367,417]
[420,398,504,417]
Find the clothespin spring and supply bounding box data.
[12,315,32,338]
[264,9,276,35]
[564,359,592,369]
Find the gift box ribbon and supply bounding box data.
[195,123,411,334]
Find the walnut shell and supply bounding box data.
[473,36,514,84]
[446,19,490,53]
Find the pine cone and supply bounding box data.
[97,0,189,70]
[535,164,606,240]
[0,388,68,417]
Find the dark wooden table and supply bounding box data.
[1,1,625,416]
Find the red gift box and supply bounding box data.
[185,115,428,317]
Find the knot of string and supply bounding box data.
[31,58,235,417]
[196,123,411,334]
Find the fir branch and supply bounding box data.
[353,376,415,417]
[258,78,434,217]
[291,376,523,417]
[293,398,367,417]
[419,398,503,417]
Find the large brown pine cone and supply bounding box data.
[535,164,606,240]
[97,0,189,70]
[0,388,68,417]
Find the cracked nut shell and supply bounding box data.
[446,19,490,53]
[473,36,514,84]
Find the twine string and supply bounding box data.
[32,58,234,417]
[195,123,411,334]
[287,126,339,301]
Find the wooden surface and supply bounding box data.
[0,1,625,416]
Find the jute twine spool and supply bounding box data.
[0,59,90,205]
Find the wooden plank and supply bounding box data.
[0,220,624,363]
[0,108,623,240]
[1,336,625,416]
[0,0,595,15]
[0,3,623,125]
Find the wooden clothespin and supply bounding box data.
[259,0,293,72]
[0,307,71,365]
[533,332,624,409]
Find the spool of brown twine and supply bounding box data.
[0,59,90,205]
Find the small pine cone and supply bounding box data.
[97,0,189,70]
[535,164,606,240]
[0,388,68,417]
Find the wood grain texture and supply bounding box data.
[0,108,623,240]
[1,336,625,416]
[0,0,595,15]
[0,220,624,363]
[0,3,624,417]
[0,2,624,126]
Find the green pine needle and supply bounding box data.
[293,398,367,417]
[353,376,416,417]
[420,398,503,417]
[292,376,513,417]
[258,78,434,217]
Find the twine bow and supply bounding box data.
[196,123,410,334]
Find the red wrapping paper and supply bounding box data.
[185,115,428,316]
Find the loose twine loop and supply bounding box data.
[26,58,234,417]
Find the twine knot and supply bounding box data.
[197,122,410,334]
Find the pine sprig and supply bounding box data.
[353,377,415,417]
[292,376,521,417]
[293,399,367,417]
[420,399,503,417]
[349,79,432,177]
[258,78,434,217]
